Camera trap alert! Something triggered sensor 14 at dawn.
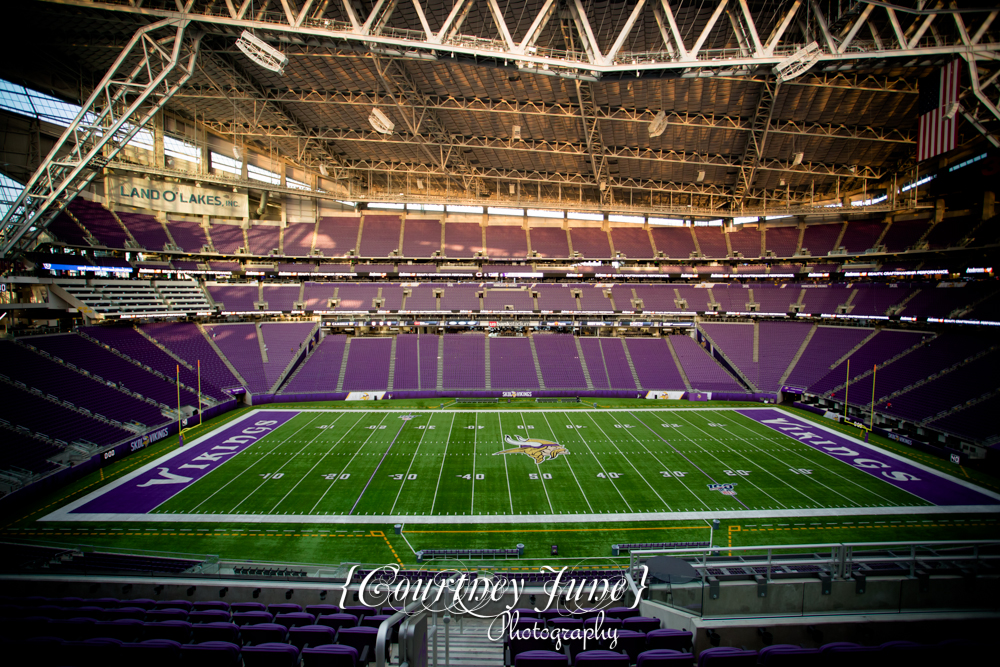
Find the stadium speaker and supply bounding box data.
[285,589,294,600]
[219,587,229,598]
[319,591,328,601]
[187,586,197,596]
[253,588,262,598]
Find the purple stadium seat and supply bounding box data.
[192,601,230,612]
[189,610,231,624]
[190,621,240,645]
[583,617,622,631]
[48,617,96,641]
[241,642,301,667]
[241,623,288,646]
[697,647,758,666]
[879,640,923,652]
[91,598,121,608]
[231,602,267,613]
[306,604,341,617]
[316,613,359,632]
[359,614,391,629]
[55,597,85,608]
[604,607,641,620]
[623,617,660,633]
[819,641,880,665]
[637,649,694,665]
[94,619,144,642]
[514,649,569,666]
[274,611,317,629]
[646,629,693,652]
[153,599,193,611]
[288,624,337,649]
[180,640,242,667]
[337,625,382,663]
[302,643,360,667]
[144,608,188,622]
[121,638,183,667]
[103,607,146,621]
[142,619,192,643]
[575,649,630,665]
[234,611,274,626]
[614,629,647,662]
[267,603,304,615]
[125,599,156,610]
[757,644,821,664]
[343,606,378,620]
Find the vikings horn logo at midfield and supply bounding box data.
[494,435,570,463]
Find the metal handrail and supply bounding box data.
[377,600,426,667]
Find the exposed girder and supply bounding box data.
[192,121,884,181]
[176,87,916,145]
[38,0,1000,78]
[0,18,201,257]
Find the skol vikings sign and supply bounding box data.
[494,435,569,463]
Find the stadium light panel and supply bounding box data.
[236,31,288,75]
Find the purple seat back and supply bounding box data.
[124,599,156,610]
[192,601,230,612]
[343,605,378,620]
[241,622,288,646]
[267,603,303,615]
[94,619,144,642]
[289,624,337,649]
[104,607,146,621]
[614,630,647,661]
[316,613,358,631]
[605,607,641,620]
[306,604,341,617]
[758,644,821,665]
[153,600,192,611]
[647,629,693,652]
[514,649,570,666]
[121,639,182,667]
[144,608,188,622]
[338,626,381,662]
[637,649,695,666]
[624,617,660,633]
[575,649,630,664]
[234,610,274,626]
[142,619,192,643]
[698,647,758,667]
[242,642,301,667]
[189,610,230,624]
[275,611,317,629]
[180,640,241,667]
[360,614,391,629]
[231,602,267,613]
[302,643,360,667]
[190,621,240,644]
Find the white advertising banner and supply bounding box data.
[109,176,248,217]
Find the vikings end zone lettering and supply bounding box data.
[738,409,999,506]
[71,411,295,514]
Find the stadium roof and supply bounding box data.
[0,1,998,255]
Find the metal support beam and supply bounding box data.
[0,19,202,257]
[575,80,609,204]
[735,79,781,206]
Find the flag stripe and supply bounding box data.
[919,60,960,162]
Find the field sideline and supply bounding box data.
[45,406,1000,525]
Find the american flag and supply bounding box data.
[917,60,961,162]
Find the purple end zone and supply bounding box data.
[74,411,297,514]
[738,409,999,506]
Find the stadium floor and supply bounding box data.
[45,407,1000,525]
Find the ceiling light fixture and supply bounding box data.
[696,171,705,182]
[318,164,328,177]
[369,108,394,134]
[792,152,804,166]
[512,125,521,140]
[236,30,288,75]
[773,41,821,82]
[233,146,243,161]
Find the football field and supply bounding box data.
[50,406,1000,524]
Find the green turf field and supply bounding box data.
[147,408,925,517]
[7,402,998,566]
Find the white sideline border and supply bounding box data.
[41,407,1000,524]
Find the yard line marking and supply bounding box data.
[722,413,899,506]
[390,414,434,514]
[188,413,324,513]
[601,411,707,509]
[566,414,633,512]
[471,412,477,514]
[673,411,822,507]
[497,412,514,513]
[429,414,456,515]
[309,412,391,514]
[519,412,554,514]
[231,415,342,512]
[267,412,365,512]
[348,414,413,515]
[625,411,751,510]
[585,412,673,511]
[540,413,593,513]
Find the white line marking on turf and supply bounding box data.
[390,414,433,515]
[429,414,456,515]
[520,412,554,514]
[498,412,514,514]
[604,411,708,509]
[471,412,477,515]
[308,412,391,514]
[587,412,672,511]
[540,413,593,513]
[568,414,633,512]
[48,504,1000,524]
[187,413,325,514]
[268,412,364,512]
